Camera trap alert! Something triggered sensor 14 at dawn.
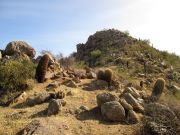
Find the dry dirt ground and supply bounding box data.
[0,77,142,135]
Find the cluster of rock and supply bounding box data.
[96,86,145,124]
[51,68,97,88]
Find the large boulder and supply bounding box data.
[96,92,119,107]
[101,101,126,122]
[4,41,36,59]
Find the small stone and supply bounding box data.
[86,71,97,79]
[79,105,89,111]
[66,89,78,96]
[65,80,78,88]
[72,77,81,83]
[47,99,62,115]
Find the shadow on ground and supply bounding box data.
[29,109,47,118]
[82,80,108,91]
[76,106,128,125]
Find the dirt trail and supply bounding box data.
[0,78,141,135]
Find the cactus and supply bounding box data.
[35,54,49,83]
[151,78,165,101]
[97,68,113,87]
[104,69,113,86]
[97,69,105,80]
[140,81,144,88]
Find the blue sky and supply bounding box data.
[0,0,180,56]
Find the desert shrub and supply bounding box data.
[141,102,180,135]
[75,60,87,68]
[90,49,102,58]
[162,51,180,68]
[0,59,36,91]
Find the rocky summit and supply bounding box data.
[0,29,180,135]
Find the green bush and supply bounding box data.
[90,49,102,58]
[0,59,36,91]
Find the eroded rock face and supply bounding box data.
[101,101,126,122]
[18,119,71,135]
[4,41,36,59]
[96,92,119,107]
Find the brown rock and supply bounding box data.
[101,101,126,122]
[26,92,50,106]
[47,99,62,115]
[119,98,133,111]
[96,92,119,107]
[127,110,139,124]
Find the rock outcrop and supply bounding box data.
[4,41,36,59]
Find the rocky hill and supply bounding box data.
[76,29,180,68]
[76,29,180,85]
[0,30,180,135]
